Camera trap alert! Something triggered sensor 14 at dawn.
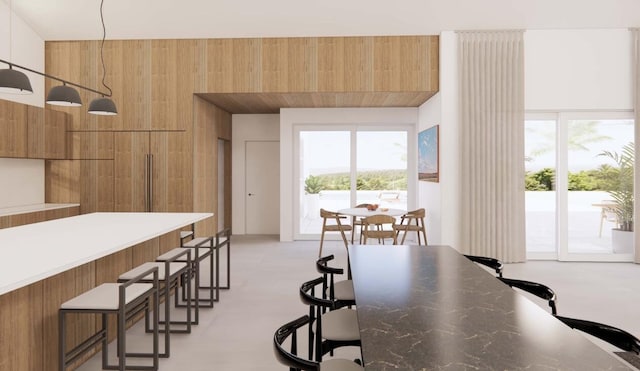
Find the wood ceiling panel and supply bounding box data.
[197,92,435,114]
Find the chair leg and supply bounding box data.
[318,231,325,257]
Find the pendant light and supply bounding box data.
[46,83,82,106]
[0,0,117,115]
[88,0,117,115]
[0,0,33,94]
[0,66,32,94]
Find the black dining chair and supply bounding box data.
[498,277,557,315]
[299,277,361,362]
[555,316,640,355]
[316,255,355,305]
[273,315,364,371]
[464,254,504,277]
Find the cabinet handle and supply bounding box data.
[148,154,153,212]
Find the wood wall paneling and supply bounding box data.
[193,97,217,235]
[150,131,192,213]
[27,105,45,158]
[66,131,114,160]
[343,37,374,92]
[233,39,262,93]
[206,39,235,93]
[262,38,289,92]
[151,39,199,131]
[0,99,28,158]
[287,38,318,92]
[114,132,150,212]
[317,37,344,92]
[121,40,152,131]
[45,160,81,204]
[80,160,115,214]
[0,282,43,371]
[44,109,69,159]
[42,264,95,371]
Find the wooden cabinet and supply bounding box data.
[0,100,68,160]
[27,107,68,159]
[114,131,191,213]
[0,100,28,158]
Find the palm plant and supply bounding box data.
[599,142,634,231]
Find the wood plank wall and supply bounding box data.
[43,35,437,229]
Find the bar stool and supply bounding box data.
[182,236,217,303]
[118,249,192,358]
[156,244,211,325]
[215,228,232,290]
[59,267,159,371]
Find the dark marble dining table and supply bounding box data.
[348,244,632,370]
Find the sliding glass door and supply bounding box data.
[525,112,634,261]
[295,126,412,239]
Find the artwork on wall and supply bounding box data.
[418,125,439,182]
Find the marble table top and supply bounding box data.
[348,245,631,370]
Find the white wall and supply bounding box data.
[420,31,461,249]
[0,0,45,106]
[525,29,632,111]
[0,158,44,208]
[417,95,442,244]
[231,114,280,234]
[280,107,418,241]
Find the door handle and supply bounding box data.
[248,193,255,196]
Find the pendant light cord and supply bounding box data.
[99,0,112,97]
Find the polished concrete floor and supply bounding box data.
[75,236,640,370]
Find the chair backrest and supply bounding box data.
[363,214,396,229]
[405,208,425,218]
[355,203,371,208]
[273,315,320,371]
[316,255,344,301]
[320,208,347,227]
[464,254,503,277]
[362,214,397,243]
[555,316,640,354]
[498,277,557,315]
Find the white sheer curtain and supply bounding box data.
[457,30,526,263]
[631,29,640,263]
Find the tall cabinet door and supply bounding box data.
[150,131,191,212]
[114,132,150,212]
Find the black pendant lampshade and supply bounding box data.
[0,66,33,94]
[46,84,82,106]
[88,97,118,115]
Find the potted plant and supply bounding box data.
[304,175,323,217]
[599,142,634,253]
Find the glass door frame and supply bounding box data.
[526,111,635,262]
[293,123,416,240]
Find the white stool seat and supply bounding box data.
[321,358,364,371]
[60,283,153,311]
[119,262,187,281]
[180,230,193,239]
[183,237,212,248]
[333,280,355,301]
[322,308,360,341]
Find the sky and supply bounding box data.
[525,119,633,172]
[300,130,408,176]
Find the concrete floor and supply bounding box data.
[75,236,640,370]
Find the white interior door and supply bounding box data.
[245,141,280,234]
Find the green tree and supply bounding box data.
[304,175,323,194]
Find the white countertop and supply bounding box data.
[0,203,80,217]
[0,212,212,295]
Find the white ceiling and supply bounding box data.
[6,0,640,41]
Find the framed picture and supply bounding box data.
[418,125,439,182]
